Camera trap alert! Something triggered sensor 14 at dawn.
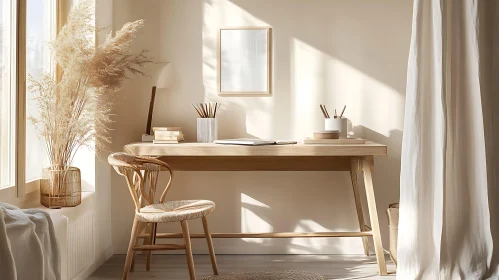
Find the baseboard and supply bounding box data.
[71,261,103,280]
[105,245,114,260]
[71,244,113,280]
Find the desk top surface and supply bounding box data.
[124,141,387,157]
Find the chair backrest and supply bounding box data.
[108,152,173,212]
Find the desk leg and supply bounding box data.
[350,158,370,256]
[361,156,387,275]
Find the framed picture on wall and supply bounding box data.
[218,27,272,95]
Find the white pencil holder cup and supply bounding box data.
[325,118,347,138]
[197,118,217,143]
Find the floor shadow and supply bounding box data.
[88,254,397,280]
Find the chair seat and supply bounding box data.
[201,270,325,280]
[137,200,215,223]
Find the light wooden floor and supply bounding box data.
[88,254,396,280]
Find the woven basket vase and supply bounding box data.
[386,203,399,266]
[40,167,82,208]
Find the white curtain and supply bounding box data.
[398,0,499,279]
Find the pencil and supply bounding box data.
[192,104,202,117]
[339,105,346,118]
[320,105,327,118]
[214,103,218,118]
[200,103,207,118]
[323,105,330,118]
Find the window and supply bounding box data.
[26,0,53,181]
[0,0,56,195]
[0,0,16,189]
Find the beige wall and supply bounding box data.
[111,0,412,254]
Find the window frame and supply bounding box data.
[0,0,16,191]
[16,0,27,197]
[0,0,59,199]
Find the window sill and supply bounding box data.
[24,191,96,218]
[0,179,44,206]
[0,185,16,199]
[1,179,95,216]
[26,179,40,194]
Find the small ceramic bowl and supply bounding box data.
[313,130,340,139]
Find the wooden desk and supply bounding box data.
[124,142,388,275]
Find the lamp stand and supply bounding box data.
[141,86,157,142]
[146,86,157,135]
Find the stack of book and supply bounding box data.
[153,127,184,144]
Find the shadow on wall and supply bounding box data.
[353,126,403,253]
[217,103,253,139]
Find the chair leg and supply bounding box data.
[181,220,196,280]
[123,217,140,280]
[130,231,140,271]
[202,216,219,275]
[130,253,136,272]
[131,223,147,271]
[146,223,157,271]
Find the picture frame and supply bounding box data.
[218,27,272,95]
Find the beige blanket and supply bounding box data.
[0,203,60,280]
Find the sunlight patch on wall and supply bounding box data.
[73,145,95,191]
[288,219,365,254]
[288,219,345,254]
[291,38,404,139]
[290,40,327,139]
[241,193,272,244]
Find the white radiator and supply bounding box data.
[46,193,109,280]
[67,213,95,279]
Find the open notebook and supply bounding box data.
[214,139,297,146]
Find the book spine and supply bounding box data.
[155,131,182,136]
[154,135,184,141]
[153,127,182,131]
[153,140,182,144]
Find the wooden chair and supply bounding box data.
[109,152,219,280]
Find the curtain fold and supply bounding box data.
[398,0,499,279]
